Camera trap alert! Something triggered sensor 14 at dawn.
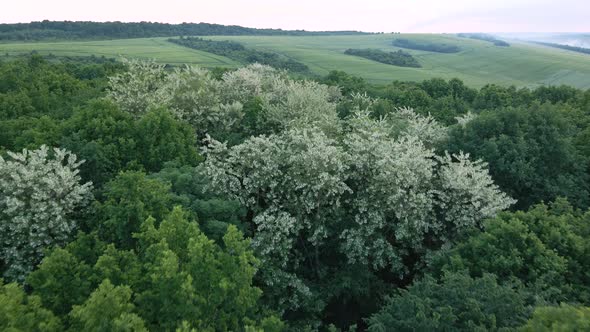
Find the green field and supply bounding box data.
[0,38,239,67]
[1,34,589,88]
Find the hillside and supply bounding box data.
[1,33,590,88]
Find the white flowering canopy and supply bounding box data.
[108,60,514,312]
[0,145,93,281]
[204,108,515,312]
[107,61,342,140]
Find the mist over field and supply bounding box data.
[498,32,590,48]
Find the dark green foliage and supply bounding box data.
[133,108,201,172]
[0,54,89,120]
[457,33,510,46]
[0,116,62,153]
[533,84,582,105]
[27,246,98,316]
[0,20,369,41]
[0,55,122,155]
[393,38,461,53]
[367,272,529,331]
[320,76,483,125]
[446,104,589,209]
[59,100,138,188]
[60,101,200,189]
[321,70,369,96]
[169,37,310,73]
[169,37,246,56]
[344,48,421,67]
[149,163,246,242]
[94,171,172,248]
[320,74,586,125]
[432,199,590,304]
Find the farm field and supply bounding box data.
[1,33,590,88]
[0,37,239,67]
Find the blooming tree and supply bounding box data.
[204,108,515,315]
[0,145,92,281]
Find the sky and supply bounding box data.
[1,0,588,33]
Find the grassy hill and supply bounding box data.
[0,38,239,67]
[1,33,589,88]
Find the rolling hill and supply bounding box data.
[1,33,589,88]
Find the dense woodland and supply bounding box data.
[344,48,421,68]
[457,33,511,47]
[392,38,461,53]
[0,21,369,41]
[1,54,590,331]
[169,37,310,74]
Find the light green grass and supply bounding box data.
[1,34,589,88]
[205,34,590,88]
[0,38,239,67]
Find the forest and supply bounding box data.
[344,48,421,68]
[0,21,369,41]
[1,54,590,331]
[168,37,310,74]
[392,38,461,53]
[457,33,511,47]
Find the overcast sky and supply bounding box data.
[2,0,588,32]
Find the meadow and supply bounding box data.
[1,33,590,88]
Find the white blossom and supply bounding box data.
[455,111,477,127]
[107,58,169,117]
[0,145,93,281]
[204,108,515,311]
[260,78,342,135]
[391,107,447,146]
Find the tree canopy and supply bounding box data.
[1,54,590,330]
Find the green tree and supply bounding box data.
[205,109,513,325]
[133,108,200,172]
[432,199,590,304]
[60,99,138,188]
[61,100,200,189]
[0,280,62,332]
[520,304,590,331]
[447,104,589,209]
[26,247,96,317]
[134,207,266,331]
[28,207,279,331]
[69,279,146,332]
[149,163,245,242]
[95,171,172,248]
[367,272,529,332]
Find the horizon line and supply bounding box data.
[0,20,588,35]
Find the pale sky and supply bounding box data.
[1,0,588,33]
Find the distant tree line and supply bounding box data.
[169,37,310,74]
[344,48,421,67]
[392,38,461,53]
[531,41,590,55]
[457,33,510,46]
[0,20,370,41]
